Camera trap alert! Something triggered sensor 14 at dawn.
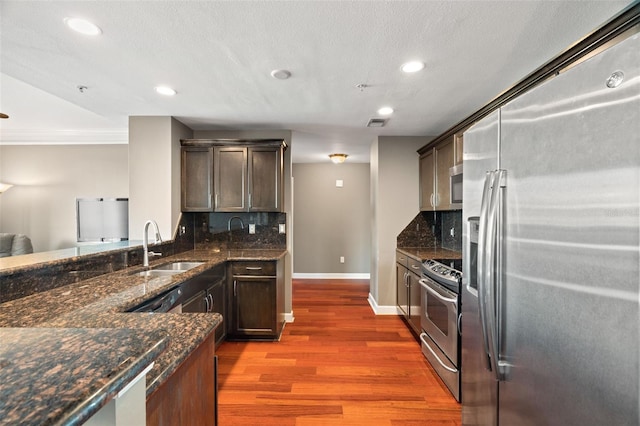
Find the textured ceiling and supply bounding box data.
[0,1,632,162]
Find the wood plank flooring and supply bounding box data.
[217,279,462,425]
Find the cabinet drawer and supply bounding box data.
[407,257,422,275]
[396,250,409,267]
[232,261,276,277]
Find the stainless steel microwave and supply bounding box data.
[449,164,463,208]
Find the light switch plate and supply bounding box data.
[278,223,286,234]
[249,224,256,234]
[336,179,344,188]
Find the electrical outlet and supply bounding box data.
[179,225,186,235]
[249,224,256,234]
[278,223,286,234]
[340,256,345,264]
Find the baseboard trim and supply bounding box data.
[292,273,370,279]
[367,293,401,315]
[285,312,295,323]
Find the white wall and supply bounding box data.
[370,136,432,308]
[293,163,370,275]
[0,144,129,252]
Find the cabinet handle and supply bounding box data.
[208,294,214,312]
[215,193,218,208]
[204,294,210,312]
[248,193,252,209]
[245,266,262,271]
[430,193,434,207]
[411,264,420,270]
[234,280,237,296]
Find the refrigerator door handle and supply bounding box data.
[485,169,506,381]
[477,170,494,371]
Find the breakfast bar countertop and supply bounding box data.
[0,247,287,425]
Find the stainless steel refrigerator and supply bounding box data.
[461,29,639,425]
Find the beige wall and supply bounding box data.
[370,136,432,308]
[128,117,192,241]
[292,162,370,274]
[0,144,128,252]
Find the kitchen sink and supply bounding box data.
[134,261,205,277]
[152,262,205,271]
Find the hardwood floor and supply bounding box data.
[217,279,462,425]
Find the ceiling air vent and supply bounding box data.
[367,118,388,128]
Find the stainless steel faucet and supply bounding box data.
[143,220,162,267]
[227,216,245,231]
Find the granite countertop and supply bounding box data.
[397,247,462,261]
[0,247,287,425]
[0,327,168,426]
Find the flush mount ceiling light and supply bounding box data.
[270,69,292,80]
[329,153,348,164]
[0,183,14,194]
[155,86,177,96]
[401,61,425,73]
[0,113,8,119]
[64,17,102,36]
[377,106,394,116]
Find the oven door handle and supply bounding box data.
[420,333,458,373]
[419,279,457,305]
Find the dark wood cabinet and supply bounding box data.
[396,250,422,336]
[227,260,284,340]
[181,147,214,212]
[180,264,226,346]
[419,137,455,211]
[181,140,285,213]
[213,146,247,212]
[213,146,283,212]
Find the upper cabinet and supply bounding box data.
[420,137,455,211]
[181,140,285,213]
[214,146,283,212]
[181,147,214,212]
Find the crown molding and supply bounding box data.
[0,128,128,145]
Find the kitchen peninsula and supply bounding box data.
[0,241,286,425]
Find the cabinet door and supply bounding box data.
[435,137,454,210]
[231,277,276,338]
[454,133,464,166]
[248,147,282,212]
[214,147,247,212]
[207,282,226,345]
[182,290,207,313]
[408,270,422,333]
[181,147,214,212]
[396,264,409,317]
[419,150,435,211]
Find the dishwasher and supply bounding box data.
[127,286,183,313]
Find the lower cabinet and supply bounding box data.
[146,331,218,426]
[227,259,285,340]
[396,250,422,336]
[181,264,226,346]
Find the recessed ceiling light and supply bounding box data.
[64,17,102,36]
[377,107,394,116]
[270,69,292,80]
[401,61,425,73]
[155,86,177,96]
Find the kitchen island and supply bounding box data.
[0,247,287,425]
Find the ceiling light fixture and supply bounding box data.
[329,153,348,164]
[0,113,8,119]
[64,17,102,36]
[377,107,394,116]
[155,86,177,96]
[401,61,425,73]
[270,69,292,80]
[0,183,14,194]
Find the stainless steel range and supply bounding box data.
[419,258,462,402]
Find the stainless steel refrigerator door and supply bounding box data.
[461,109,500,426]
[498,31,639,425]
